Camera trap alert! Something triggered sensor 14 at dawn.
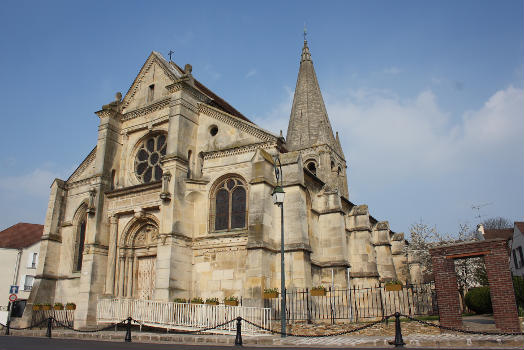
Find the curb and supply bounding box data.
[5,329,524,348]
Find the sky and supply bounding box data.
[0,0,522,236]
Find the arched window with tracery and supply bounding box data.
[210,176,247,232]
[72,203,88,272]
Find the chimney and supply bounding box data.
[477,224,485,238]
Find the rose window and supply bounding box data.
[135,134,167,183]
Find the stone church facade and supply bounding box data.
[24,39,414,327]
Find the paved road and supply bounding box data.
[0,336,520,350]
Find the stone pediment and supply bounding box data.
[67,147,97,183]
[121,52,181,113]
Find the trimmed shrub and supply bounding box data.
[464,286,492,314]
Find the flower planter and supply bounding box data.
[191,302,203,304]
[263,292,279,299]
[205,302,219,306]
[311,289,326,296]
[54,306,64,310]
[42,305,52,311]
[385,284,402,292]
[65,305,76,310]
[224,300,238,306]
[32,305,41,311]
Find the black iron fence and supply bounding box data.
[264,282,437,322]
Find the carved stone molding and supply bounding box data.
[310,259,350,268]
[203,141,277,160]
[84,243,109,255]
[199,104,277,143]
[122,97,170,121]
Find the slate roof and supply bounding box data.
[0,223,44,249]
[157,54,251,123]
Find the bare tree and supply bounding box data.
[482,217,512,229]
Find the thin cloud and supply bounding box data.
[383,67,402,75]
[246,69,257,78]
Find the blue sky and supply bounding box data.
[0,0,522,236]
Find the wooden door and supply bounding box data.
[135,256,156,300]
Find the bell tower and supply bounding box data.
[286,38,348,197]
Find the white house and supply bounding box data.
[510,222,524,276]
[0,223,43,324]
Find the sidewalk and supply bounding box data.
[5,328,524,348]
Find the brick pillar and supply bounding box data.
[484,242,521,332]
[432,255,462,329]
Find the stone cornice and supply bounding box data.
[203,141,277,160]
[67,147,97,183]
[106,181,162,199]
[122,97,170,122]
[346,226,372,233]
[84,243,108,255]
[35,273,81,281]
[41,234,62,243]
[66,175,100,190]
[246,241,312,253]
[194,231,247,242]
[350,271,380,278]
[310,259,350,268]
[199,103,278,143]
[166,79,210,104]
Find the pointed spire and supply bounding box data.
[286,37,343,159]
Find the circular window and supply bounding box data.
[135,134,167,183]
[210,125,218,136]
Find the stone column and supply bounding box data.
[18,179,66,327]
[126,256,133,297]
[76,98,122,328]
[104,215,118,295]
[346,205,379,287]
[372,221,397,282]
[244,149,276,306]
[391,233,409,283]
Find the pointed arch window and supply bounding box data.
[210,176,247,232]
[75,219,86,271]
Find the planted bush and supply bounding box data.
[464,286,492,314]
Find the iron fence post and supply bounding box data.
[125,317,132,342]
[234,316,242,346]
[46,317,52,338]
[392,312,405,347]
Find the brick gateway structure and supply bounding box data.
[430,239,520,332]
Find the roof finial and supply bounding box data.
[303,22,307,43]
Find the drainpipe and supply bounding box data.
[13,249,22,286]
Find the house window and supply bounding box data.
[514,249,520,269]
[30,253,38,269]
[24,275,34,291]
[135,134,167,183]
[75,220,86,271]
[518,246,524,267]
[210,176,247,232]
[147,84,155,103]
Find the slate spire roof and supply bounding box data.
[286,39,344,158]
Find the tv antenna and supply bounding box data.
[471,202,493,222]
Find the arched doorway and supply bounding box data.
[117,218,158,300]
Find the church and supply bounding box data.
[24,38,414,327]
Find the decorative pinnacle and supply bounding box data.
[303,23,307,43]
